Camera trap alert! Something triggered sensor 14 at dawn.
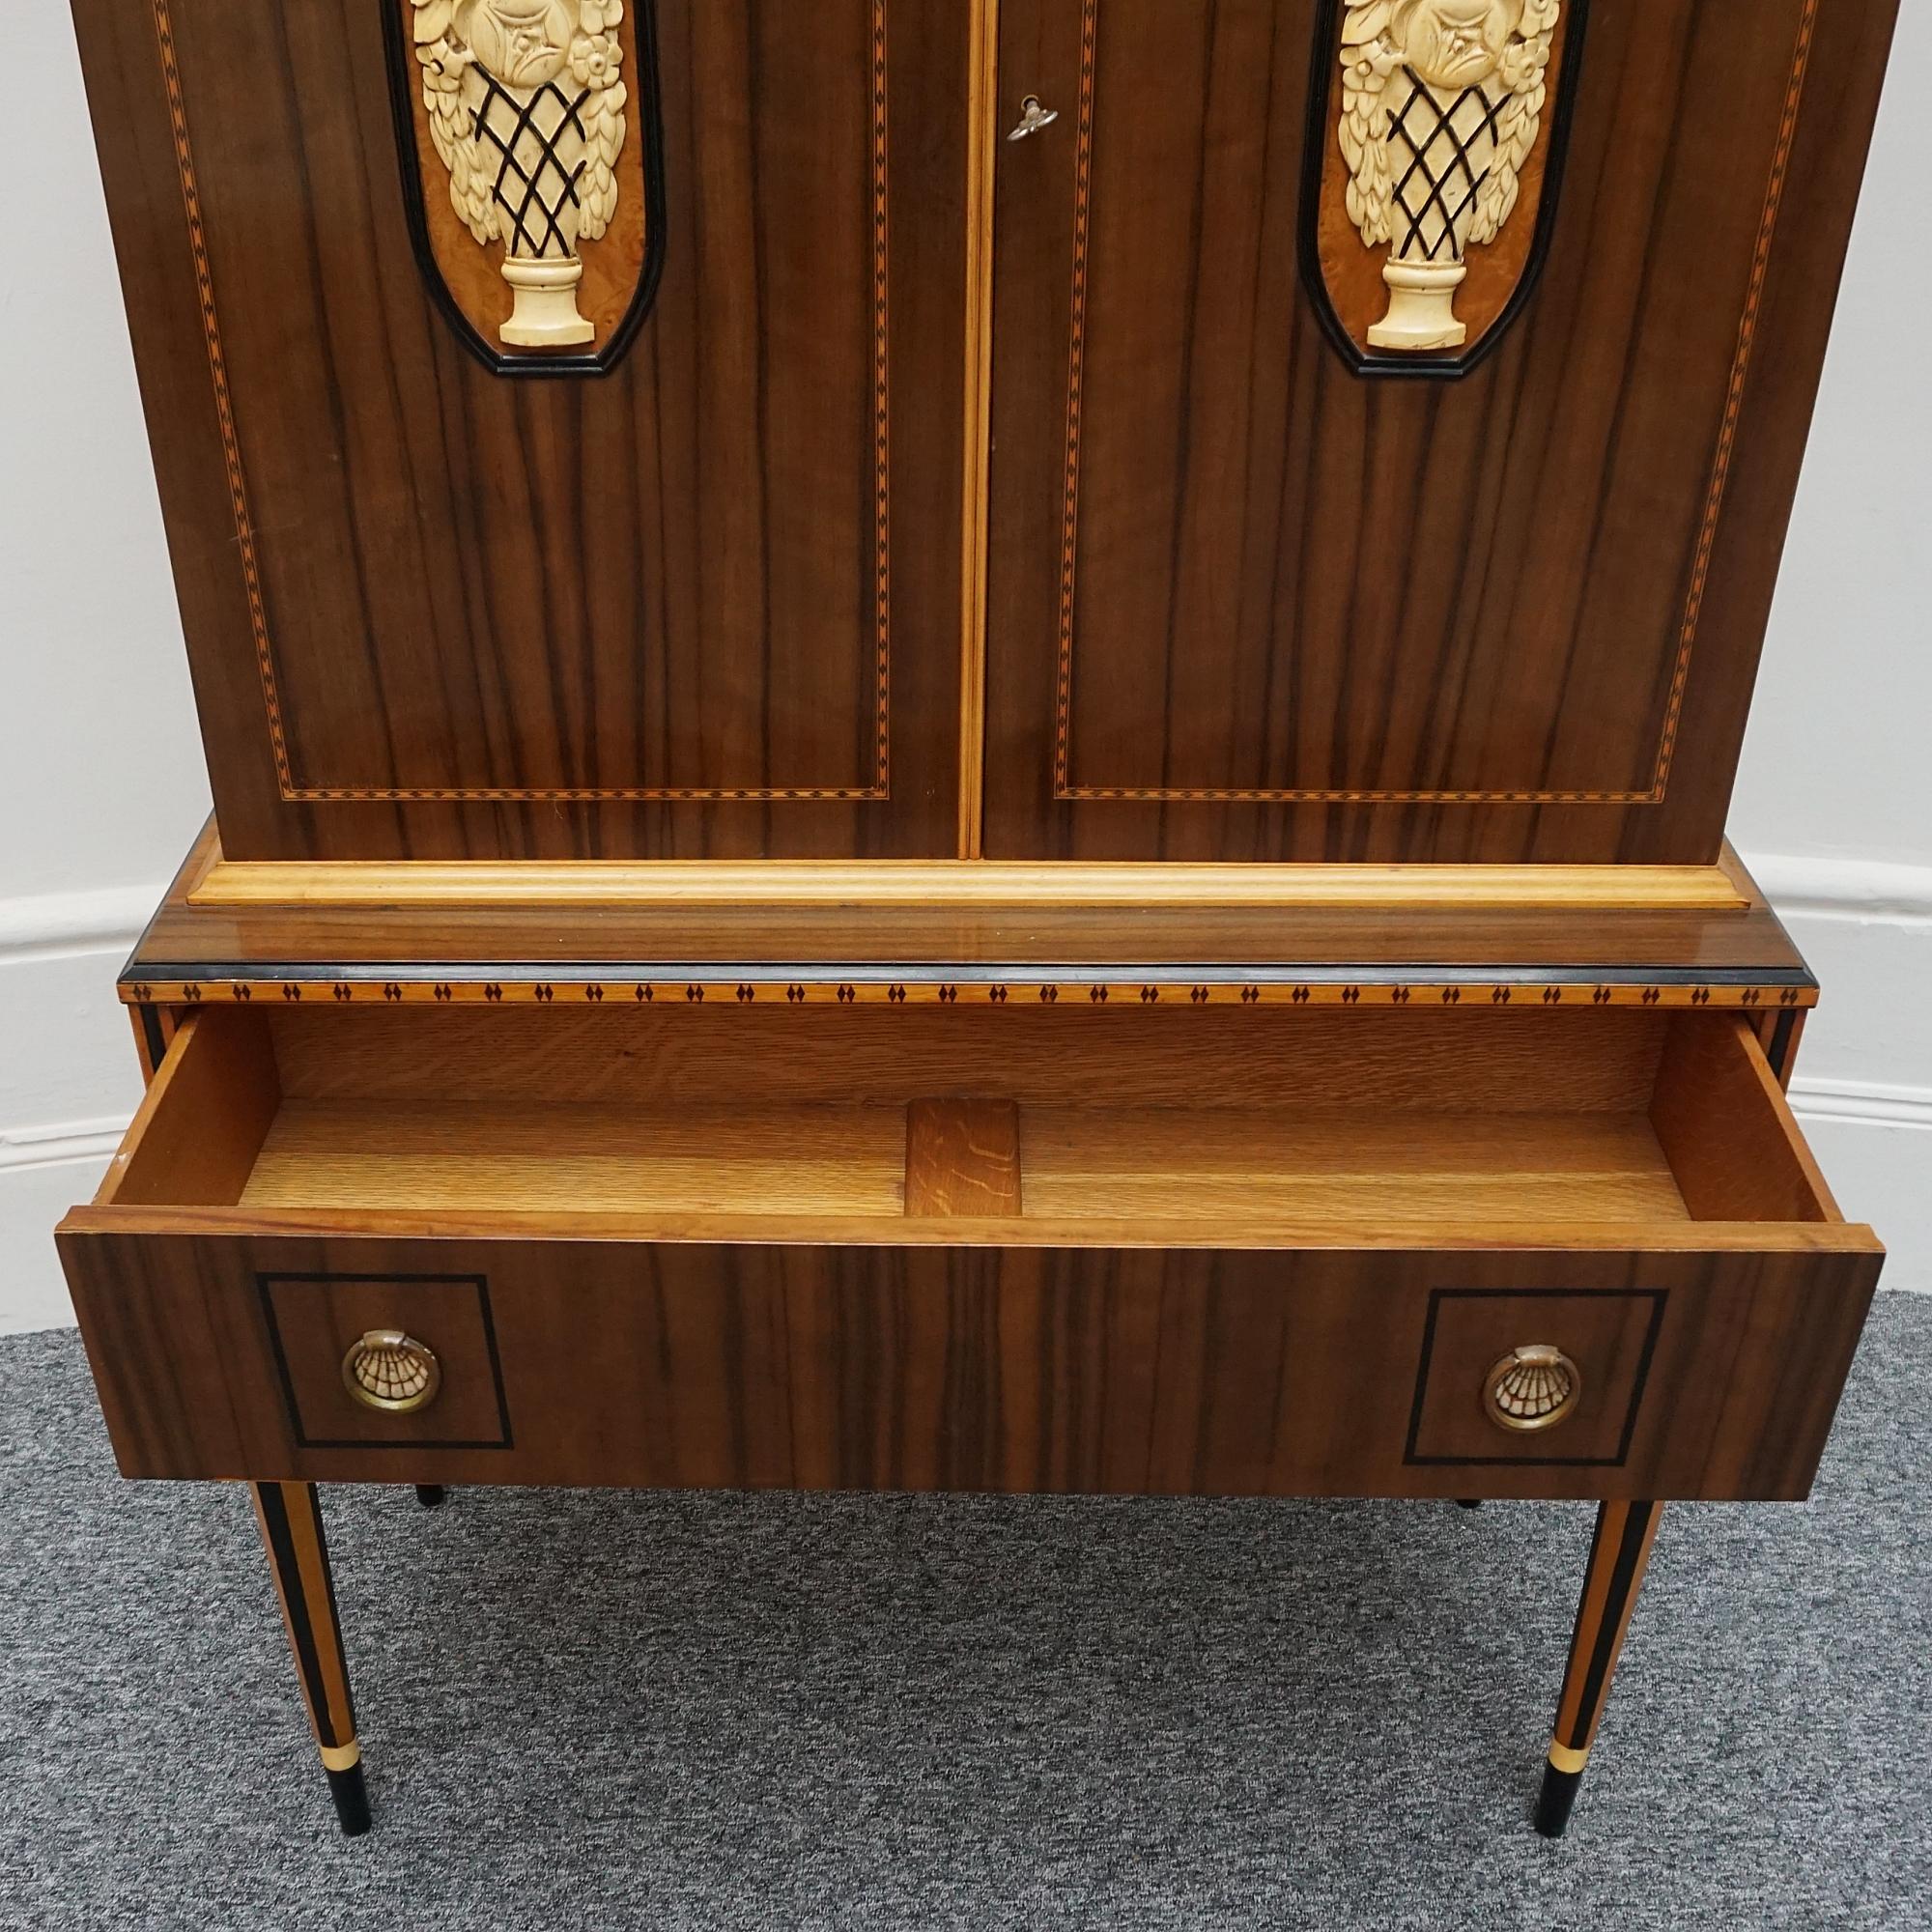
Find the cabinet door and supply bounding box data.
[982,0,1896,862]
[77,0,968,859]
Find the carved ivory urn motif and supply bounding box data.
[1338,0,1560,351]
[412,0,630,348]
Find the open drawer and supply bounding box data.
[59,1002,1880,1500]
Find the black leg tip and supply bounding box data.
[327,1762,373,1837]
[1534,1763,1582,1838]
[1455,1497,1483,1510]
[413,1485,445,1509]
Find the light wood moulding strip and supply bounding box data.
[957,0,999,858]
[59,1202,1882,1257]
[188,859,1749,911]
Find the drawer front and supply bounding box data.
[60,1233,1877,1501]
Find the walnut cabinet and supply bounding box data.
[59,0,1898,1846]
[76,0,1893,866]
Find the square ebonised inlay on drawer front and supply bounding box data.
[259,1272,513,1451]
[1405,1289,1669,1468]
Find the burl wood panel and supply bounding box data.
[71,0,966,858]
[983,0,1898,861]
[61,1235,1877,1500]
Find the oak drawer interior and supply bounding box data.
[97,1004,1841,1235]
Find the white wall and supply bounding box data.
[1,6,212,1333]
[3,8,1927,1332]
[1727,0,1932,1286]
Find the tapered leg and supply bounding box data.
[250,1482,370,1836]
[1535,1499,1662,1837]
[413,1485,446,1509]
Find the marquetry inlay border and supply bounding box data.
[259,1270,514,1453]
[1051,0,1820,809]
[1404,1288,1668,1469]
[150,0,892,806]
[123,977,1813,1013]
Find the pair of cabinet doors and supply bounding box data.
[80,0,1893,863]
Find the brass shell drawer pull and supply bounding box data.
[341,1331,441,1414]
[1483,1346,1580,1434]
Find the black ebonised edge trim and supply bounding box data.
[1403,1286,1668,1467]
[1562,1499,1662,1750]
[252,1482,371,1833]
[327,1762,374,1837]
[123,959,1821,991]
[251,1483,342,1743]
[258,1271,515,1452]
[381,0,667,379]
[1613,1293,1669,1465]
[1767,1007,1801,1082]
[1298,0,1593,382]
[136,1002,169,1076]
[1533,1763,1582,1837]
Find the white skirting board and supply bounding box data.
[3,858,1929,1335]
[1,919,150,1335]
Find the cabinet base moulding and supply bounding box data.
[186,856,1750,913]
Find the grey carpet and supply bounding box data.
[2,1300,1927,1932]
